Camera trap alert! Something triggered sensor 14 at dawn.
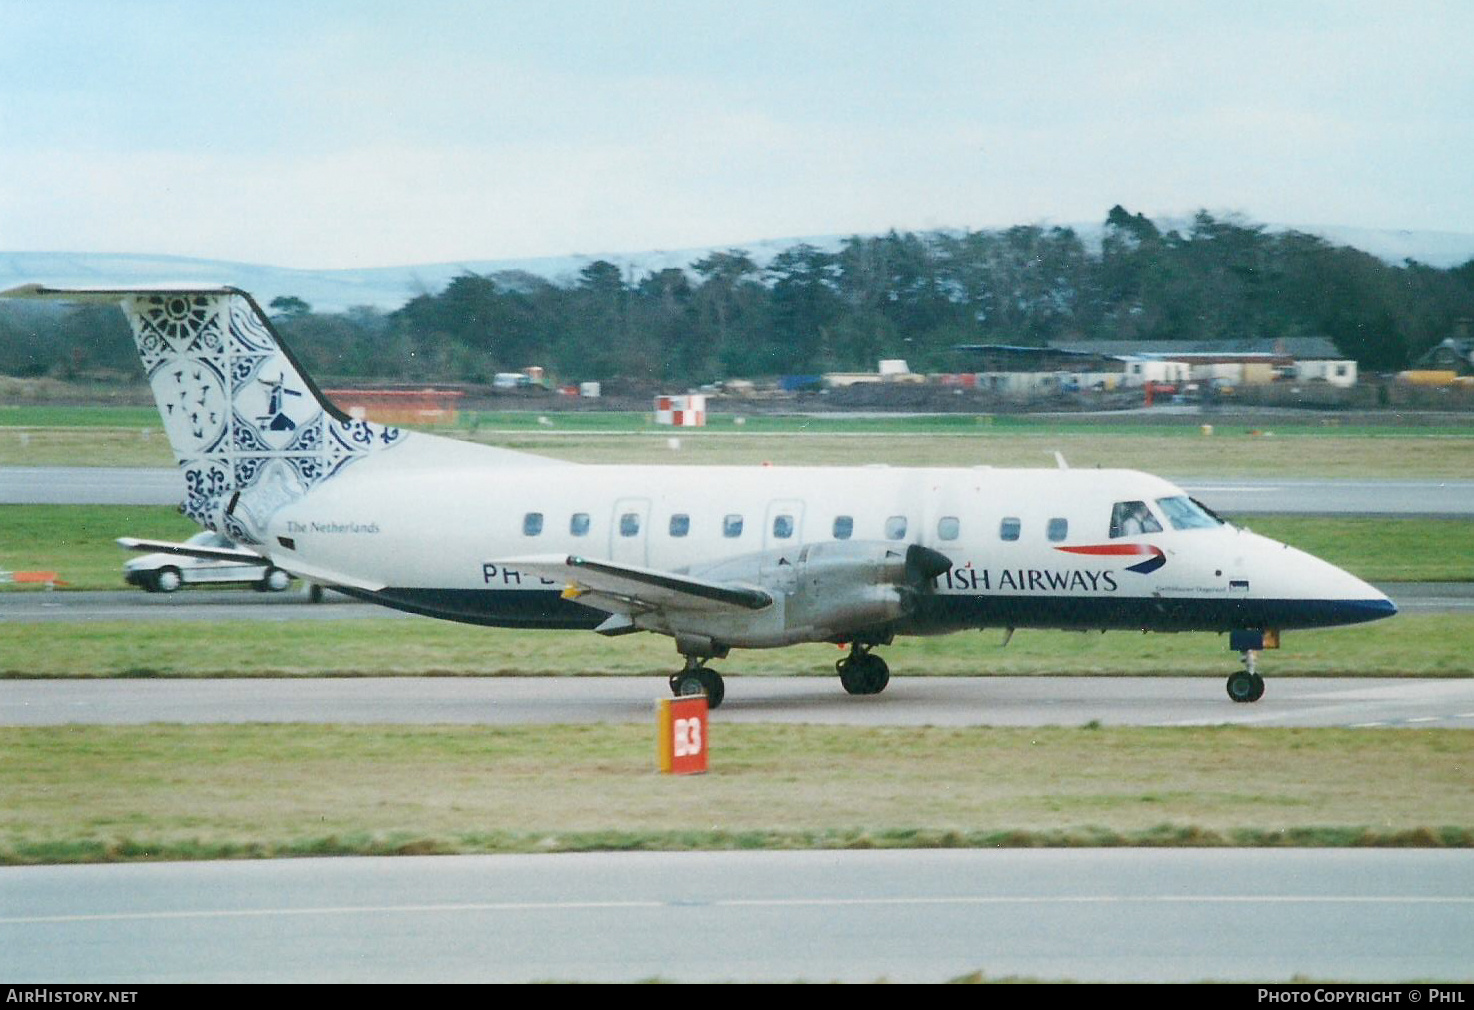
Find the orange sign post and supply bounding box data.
[657,696,709,775]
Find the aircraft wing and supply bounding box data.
[498,554,773,614]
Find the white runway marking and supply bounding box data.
[7,894,1473,926]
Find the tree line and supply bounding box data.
[5,207,1473,384]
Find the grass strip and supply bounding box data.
[2,723,1468,865]
[1,613,1468,678]
[4,422,1473,476]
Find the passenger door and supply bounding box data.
[610,497,651,566]
[763,498,805,551]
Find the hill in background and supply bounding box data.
[4,221,1473,314]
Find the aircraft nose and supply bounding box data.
[1330,568,1398,624]
[1338,594,1398,622]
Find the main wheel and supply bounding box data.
[697,668,725,709]
[1226,669,1259,703]
[259,568,292,592]
[672,668,725,709]
[862,654,890,695]
[840,653,890,696]
[152,567,182,593]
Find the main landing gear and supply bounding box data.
[670,656,725,709]
[1226,650,1266,703]
[837,644,890,696]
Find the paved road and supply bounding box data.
[0,466,182,505]
[0,588,402,622]
[1178,478,1474,517]
[5,466,1474,515]
[5,675,1472,729]
[2,849,1469,982]
[4,582,1469,624]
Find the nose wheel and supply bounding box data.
[1226,651,1265,703]
[670,658,725,709]
[837,646,890,696]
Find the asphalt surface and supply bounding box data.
[4,465,1474,515]
[3,581,1469,623]
[3,849,1470,982]
[0,466,182,505]
[5,674,1473,729]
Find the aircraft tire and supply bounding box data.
[1226,670,1259,703]
[673,669,724,709]
[840,654,889,696]
[152,567,182,594]
[698,668,725,709]
[864,654,890,695]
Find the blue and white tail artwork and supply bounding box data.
[10,285,408,543]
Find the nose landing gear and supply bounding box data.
[837,644,890,696]
[1226,650,1265,703]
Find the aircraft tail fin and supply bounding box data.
[2,284,408,544]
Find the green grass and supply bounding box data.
[0,504,197,589]
[1,723,1468,864]
[2,505,1468,591]
[0,613,1467,678]
[0,405,162,427]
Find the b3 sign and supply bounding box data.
[657,696,708,775]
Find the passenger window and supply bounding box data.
[832,515,853,540]
[772,514,794,539]
[1047,517,1068,542]
[1110,501,1163,538]
[619,512,640,537]
[937,516,960,541]
[723,514,744,538]
[885,516,907,540]
[669,514,690,538]
[1000,517,1021,542]
[523,512,543,536]
[569,513,590,537]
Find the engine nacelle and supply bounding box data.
[660,540,952,649]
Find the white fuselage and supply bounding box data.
[263,435,1394,643]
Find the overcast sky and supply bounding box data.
[2,0,1471,269]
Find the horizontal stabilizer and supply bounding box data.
[2,283,243,303]
[115,536,265,564]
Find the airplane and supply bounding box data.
[3,283,1397,707]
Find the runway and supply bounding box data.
[5,465,1474,515]
[5,674,1473,729]
[2,849,1470,982]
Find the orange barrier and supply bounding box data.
[1,571,67,588]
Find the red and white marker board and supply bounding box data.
[657,696,708,775]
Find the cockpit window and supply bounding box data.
[1109,500,1163,538]
[1155,495,1222,531]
